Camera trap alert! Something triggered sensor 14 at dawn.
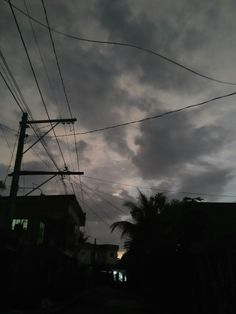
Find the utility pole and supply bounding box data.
[7,112,83,230]
[7,112,28,229]
[9,112,28,199]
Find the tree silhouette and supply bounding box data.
[111,192,168,251]
[110,191,205,312]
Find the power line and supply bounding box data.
[8,0,67,170]
[81,184,114,222]
[3,127,19,185]
[0,57,24,109]
[0,49,34,118]
[83,175,236,199]
[54,90,236,136]
[0,52,59,171]
[23,0,60,114]
[41,0,73,118]
[0,48,61,171]
[5,0,236,86]
[1,44,62,170]
[0,123,12,153]
[40,0,84,200]
[24,0,74,176]
[81,181,127,215]
[0,122,16,134]
[0,69,24,113]
[75,188,110,227]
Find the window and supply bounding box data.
[12,219,28,230]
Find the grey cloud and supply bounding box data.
[178,165,234,200]
[103,128,134,158]
[132,112,228,179]
[95,0,156,46]
[183,28,206,51]
[78,140,88,151]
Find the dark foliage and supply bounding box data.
[111,192,236,313]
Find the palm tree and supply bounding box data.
[111,191,169,251]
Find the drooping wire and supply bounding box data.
[0,49,34,117]
[3,126,19,185]
[40,0,84,200]
[75,185,110,227]
[82,185,113,221]
[0,122,17,134]
[8,0,68,170]
[0,122,13,153]
[0,58,60,171]
[55,89,236,136]
[82,175,236,199]
[23,0,60,112]
[80,180,127,215]
[0,68,24,113]
[5,0,236,86]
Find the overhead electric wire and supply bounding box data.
[75,189,110,227]
[55,90,236,136]
[8,0,67,170]
[4,0,236,86]
[40,0,84,201]
[81,181,127,215]
[0,122,16,134]
[0,69,24,112]
[30,146,52,170]
[1,41,62,171]
[24,0,75,180]
[81,184,114,221]
[41,0,73,118]
[3,127,19,185]
[0,58,24,108]
[0,49,34,118]
[0,122,14,153]
[83,175,236,199]
[23,0,68,171]
[0,49,60,171]
[23,0,60,112]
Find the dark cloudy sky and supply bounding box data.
[1,0,236,249]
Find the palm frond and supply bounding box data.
[110,221,135,239]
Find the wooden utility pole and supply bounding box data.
[7,112,28,229]
[9,112,28,199]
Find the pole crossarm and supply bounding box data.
[9,171,84,176]
[27,118,76,124]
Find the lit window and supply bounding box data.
[12,219,28,230]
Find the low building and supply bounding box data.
[78,243,119,266]
[0,194,85,251]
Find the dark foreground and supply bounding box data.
[4,285,154,314]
